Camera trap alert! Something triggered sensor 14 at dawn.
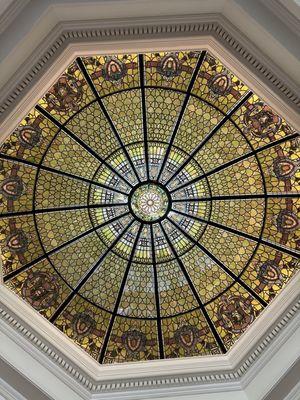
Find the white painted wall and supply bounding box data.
[0,329,85,400]
[245,325,300,400]
[0,1,299,399]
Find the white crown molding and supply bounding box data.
[0,3,299,398]
[284,381,300,400]
[0,33,299,149]
[1,0,299,87]
[0,377,27,400]
[0,13,299,130]
[0,0,30,35]
[0,272,299,398]
[262,0,300,35]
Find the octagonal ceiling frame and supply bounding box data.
[0,274,299,398]
[0,10,299,400]
[0,14,300,134]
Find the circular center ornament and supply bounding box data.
[130,183,169,222]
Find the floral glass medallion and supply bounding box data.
[130,183,169,222]
[0,50,299,364]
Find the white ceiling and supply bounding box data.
[0,0,299,92]
[0,1,299,399]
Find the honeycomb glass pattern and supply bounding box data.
[0,50,299,365]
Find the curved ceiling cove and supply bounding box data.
[0,50,299,364]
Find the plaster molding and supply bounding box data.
[0,6,299,398]
[0,377,27,400]
[284,381,300,400]
[262,0,300,35]
[0,15,299,129]
[0,273,299,397]
[0,0,30,35]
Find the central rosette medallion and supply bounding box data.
[130,183,170,222]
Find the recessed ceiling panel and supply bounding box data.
[0,50,299,364]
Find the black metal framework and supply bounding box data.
[139,54,150,181]
[163,90,253,187]
[98,222,144,363]
[50,219,136,324]
[1,50,299,364]
[156,50,206,181]
[150,224,165,359]
[35,104,135,189]
[159,221,227,353]
[169,131,299,195]
[76,57,142,184]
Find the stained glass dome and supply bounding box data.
[0,50,299,364]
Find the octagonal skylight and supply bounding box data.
[0,50,299,363]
